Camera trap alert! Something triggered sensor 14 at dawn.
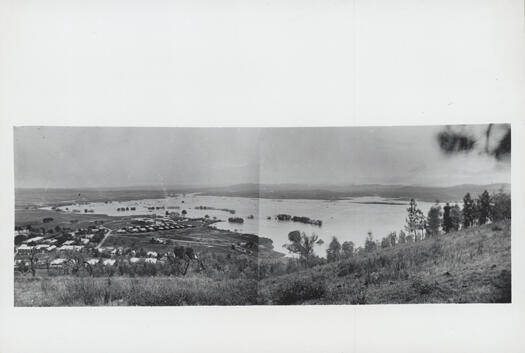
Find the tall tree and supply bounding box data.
[478,190,492,225]
[492,191,511,221]
[389,232,397,247]
[341,241,354,258]
[442,203,452,233]
[398,230,406,244]
[28,247,38,277]
[405,198,422,237]
[381,237,391,249]
[415,209,427,239]
[364,232,377,253]
[462,193,475,228]
[449,204,462,232]
[426,203,442,237]
[326,237,342,262]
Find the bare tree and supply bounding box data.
[28,247,38,277]
[283,231,319,267]
[170,246,204,276]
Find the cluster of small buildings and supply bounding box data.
[116,217,193,234]
[97,246,160,259]
[14,214,206,273]
[78,246,169,266]
[14,225,107,256]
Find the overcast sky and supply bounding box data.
[4,0,520,190]
[14,125,510,188]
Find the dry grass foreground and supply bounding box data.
[15,221,510,306]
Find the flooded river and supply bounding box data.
[53,194,443,255]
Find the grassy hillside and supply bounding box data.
[258,221,511,304]
[15,276,257,306]
[14,221,510,306]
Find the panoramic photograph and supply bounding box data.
[13,124,511,306]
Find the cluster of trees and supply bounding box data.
[275,214,322,226]
[282,189,510,263]
[282,231,353,266]
[22,245,238,279]
[228,217,244,224]
[370,189,510,252]
[423,189,510,238]
[326,237,354,262]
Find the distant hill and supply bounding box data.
[15,182,510,207]
[199,183,510,203]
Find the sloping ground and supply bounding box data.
[15,276,258,306]
[258,221,511,304]
[14,221,510,306]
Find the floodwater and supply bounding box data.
[54,194,443,256]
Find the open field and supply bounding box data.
[15,208,126,231]
[100,225,281,258]
[15,188,180,208]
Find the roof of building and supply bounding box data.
[23,236,44,244]
[50,258,68,265]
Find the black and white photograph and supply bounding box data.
[1,0,524,352]
[13,125,511,306]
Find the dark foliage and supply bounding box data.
[271,275,327,304]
